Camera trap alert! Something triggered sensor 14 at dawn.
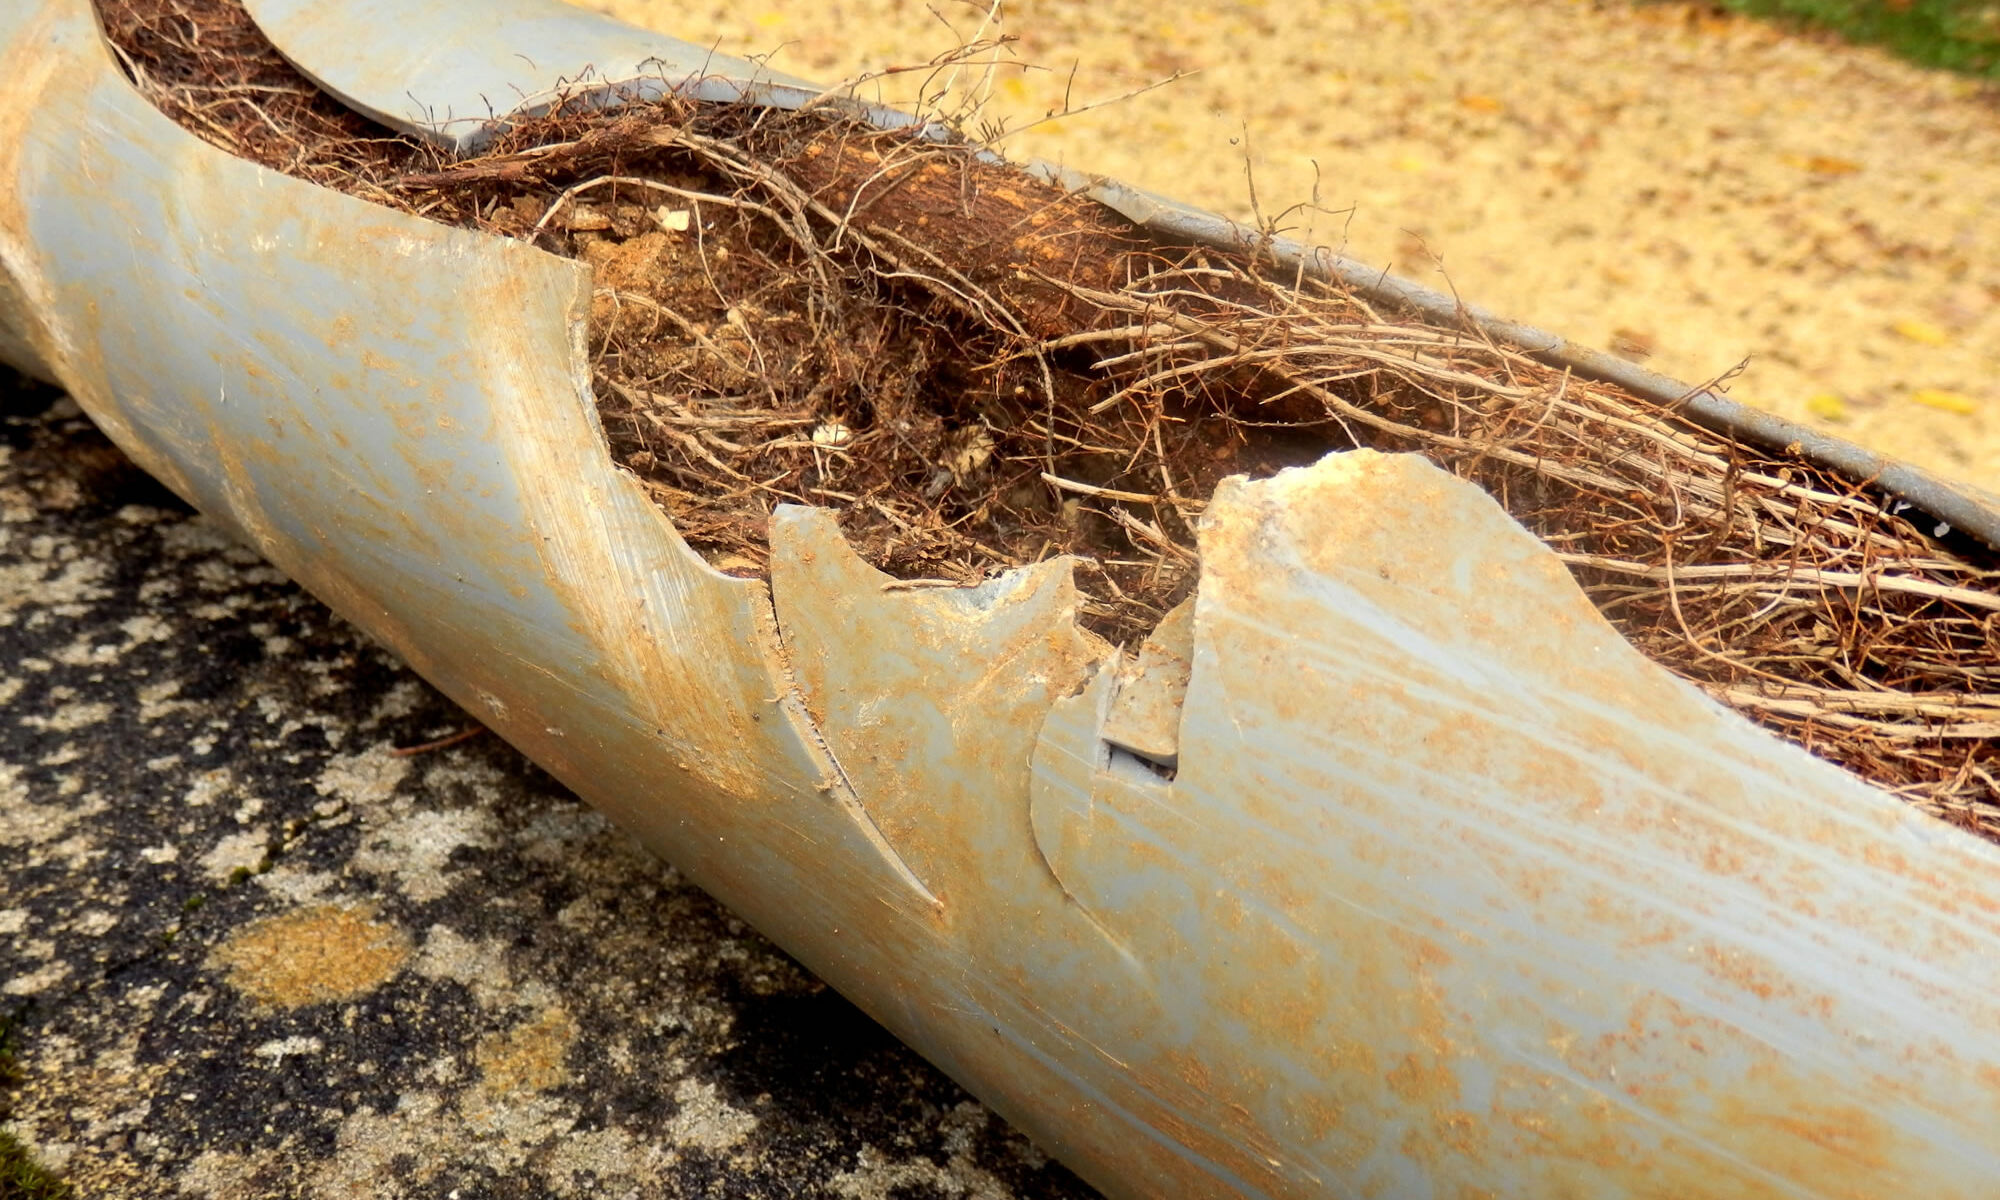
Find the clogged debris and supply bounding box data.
[96,0,2000,833]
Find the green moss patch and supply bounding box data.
[0,1015,72,1200]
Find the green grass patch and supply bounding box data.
[1710,1,2000,77]
[0,1014,72,1200]
[0,1131,73,1200]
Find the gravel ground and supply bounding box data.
[591,0,2000,493]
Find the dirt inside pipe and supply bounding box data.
[96,0,2000,837]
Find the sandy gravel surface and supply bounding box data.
[580,0,2000,494]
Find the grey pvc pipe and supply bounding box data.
[6,2,2000,1197]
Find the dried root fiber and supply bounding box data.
[100,0,2000,838]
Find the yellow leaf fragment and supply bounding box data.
[1785,154,1861,176]
[1909,389,1979,415]
[1804,392,1848,422]
[1891,318,1952,347]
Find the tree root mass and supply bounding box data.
[100,0,2000,838]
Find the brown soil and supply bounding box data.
[98,0,2000,836]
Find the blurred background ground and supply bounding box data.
[581,0,2000,492]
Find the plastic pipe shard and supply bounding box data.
[1034,450,2000,1196]
[240,0,822,150]
[1098,598,1194,771]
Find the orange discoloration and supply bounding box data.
[1694,940,1796,1004]
[1980,1063,2000,1095]
[475,1005,577,1095]
[1717,1094,1897,1178]
[0,1,73,378]
[1765,1105,1891,1170]
[0,4,63,228]
[211,903,411,1008]
[1387,1053,1454,1103]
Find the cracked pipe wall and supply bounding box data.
[6,0,2000,1195]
